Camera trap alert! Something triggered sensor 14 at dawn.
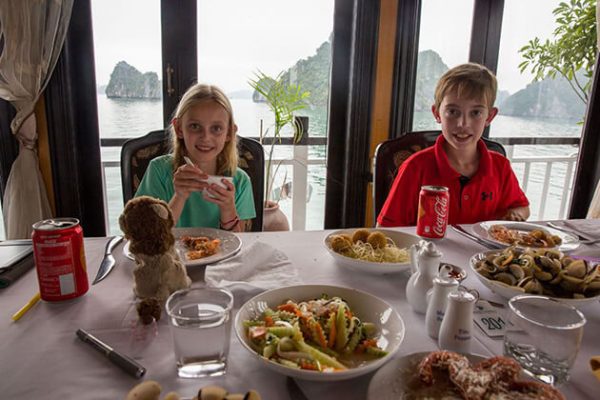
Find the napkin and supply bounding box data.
[562,219,600,240]
[205,240,301,300]
[590,356,600,381]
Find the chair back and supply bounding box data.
[372,130,506,221]
[120,130,264,231]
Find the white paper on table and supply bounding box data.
[205,240,301,302]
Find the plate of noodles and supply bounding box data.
[324,228,419,274]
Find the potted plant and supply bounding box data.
[248,70,310,231]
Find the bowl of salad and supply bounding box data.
[234,284,405,381]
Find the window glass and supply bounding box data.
[495,0,581,219]
[413,0,474,130]
[198,0,334,230]
[91,0,163,234]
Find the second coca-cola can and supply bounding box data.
[416,185,450,239]
[32,218,89,302]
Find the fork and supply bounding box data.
[248,300,270,318]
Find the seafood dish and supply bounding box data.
[489,224,562,247]
[242,295,387,372]
[473,247,600,299]
[180,235,221,260]
[416,350,565,400]
[327,229,409,263]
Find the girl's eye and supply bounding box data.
[189,122,201,130]
[211,125,224,134]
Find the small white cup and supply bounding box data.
[202,176,233,198]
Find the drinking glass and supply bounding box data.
[166,286,234,378]
[504,295,586,385]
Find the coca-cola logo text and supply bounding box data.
[433,195,448,236]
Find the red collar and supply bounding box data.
[433,135,491,181]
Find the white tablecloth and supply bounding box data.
[1,224,598,399]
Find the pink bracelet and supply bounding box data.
[221,215,239,226]
[220,215,239,230]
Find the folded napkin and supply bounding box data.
[205,240,301,300]
[590,356,600,381]
[562,219,600,240]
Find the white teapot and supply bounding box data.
[405,240,442,314]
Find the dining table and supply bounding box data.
[1,222,599,400]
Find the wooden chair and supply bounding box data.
[120,130,265,231]
[372,130,506,221]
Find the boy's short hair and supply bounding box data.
[434,63,497,109]
[170,83,238,176]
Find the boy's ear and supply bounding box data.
[172,118,183,138]
[485,107,499,126]
[431,105,441,123]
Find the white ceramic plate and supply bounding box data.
[234,284,405,381]
[469,249,600,307]
[324,229,420,274]
[123,227,242,266]
[472,221,580,252]
[367,351,486,400]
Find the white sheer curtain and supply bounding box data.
[589,0,600,218]
[0,0,73,238]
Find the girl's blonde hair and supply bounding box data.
[434,63,497,110]
[170,83,238,175]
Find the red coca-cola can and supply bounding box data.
[32,218,89,302]
[416,185,450,239]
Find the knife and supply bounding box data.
[92,236,123,285]
[450,225,504,249]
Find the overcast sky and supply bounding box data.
[92,0,561,95]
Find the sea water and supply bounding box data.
[169,302,232,378]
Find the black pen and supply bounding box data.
[76,328,146,378]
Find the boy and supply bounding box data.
[377,63,529,227]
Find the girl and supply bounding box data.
[135,83,256,232]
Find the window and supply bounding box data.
[197,0,334,230]
[494,0,581,219]
[413,0,474,130]
[91,0,163,234]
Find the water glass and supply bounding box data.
[504,295,586,385]
[166,286,234,378]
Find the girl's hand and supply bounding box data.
[173,164,209,199]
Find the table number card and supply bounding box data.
[474,300,509,339]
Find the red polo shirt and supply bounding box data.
[377,135,529,227]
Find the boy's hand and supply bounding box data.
[501,206,530,222]
[173,164,209,199]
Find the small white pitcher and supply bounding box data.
[405,240,442,314]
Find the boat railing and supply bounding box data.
[98,134,581,233]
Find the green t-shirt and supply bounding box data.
[135,155,256,228]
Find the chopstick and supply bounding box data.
[183,156,195,167]
[11,292,41,322]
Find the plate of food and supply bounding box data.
[234,284,405,381]
[367,350,565,400]
[470,247,600,307]
[324,228,419,274]
[472,221,580,252]
[123,227,242,266]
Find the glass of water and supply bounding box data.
[504,295,586,386]
[166,286,234,378]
